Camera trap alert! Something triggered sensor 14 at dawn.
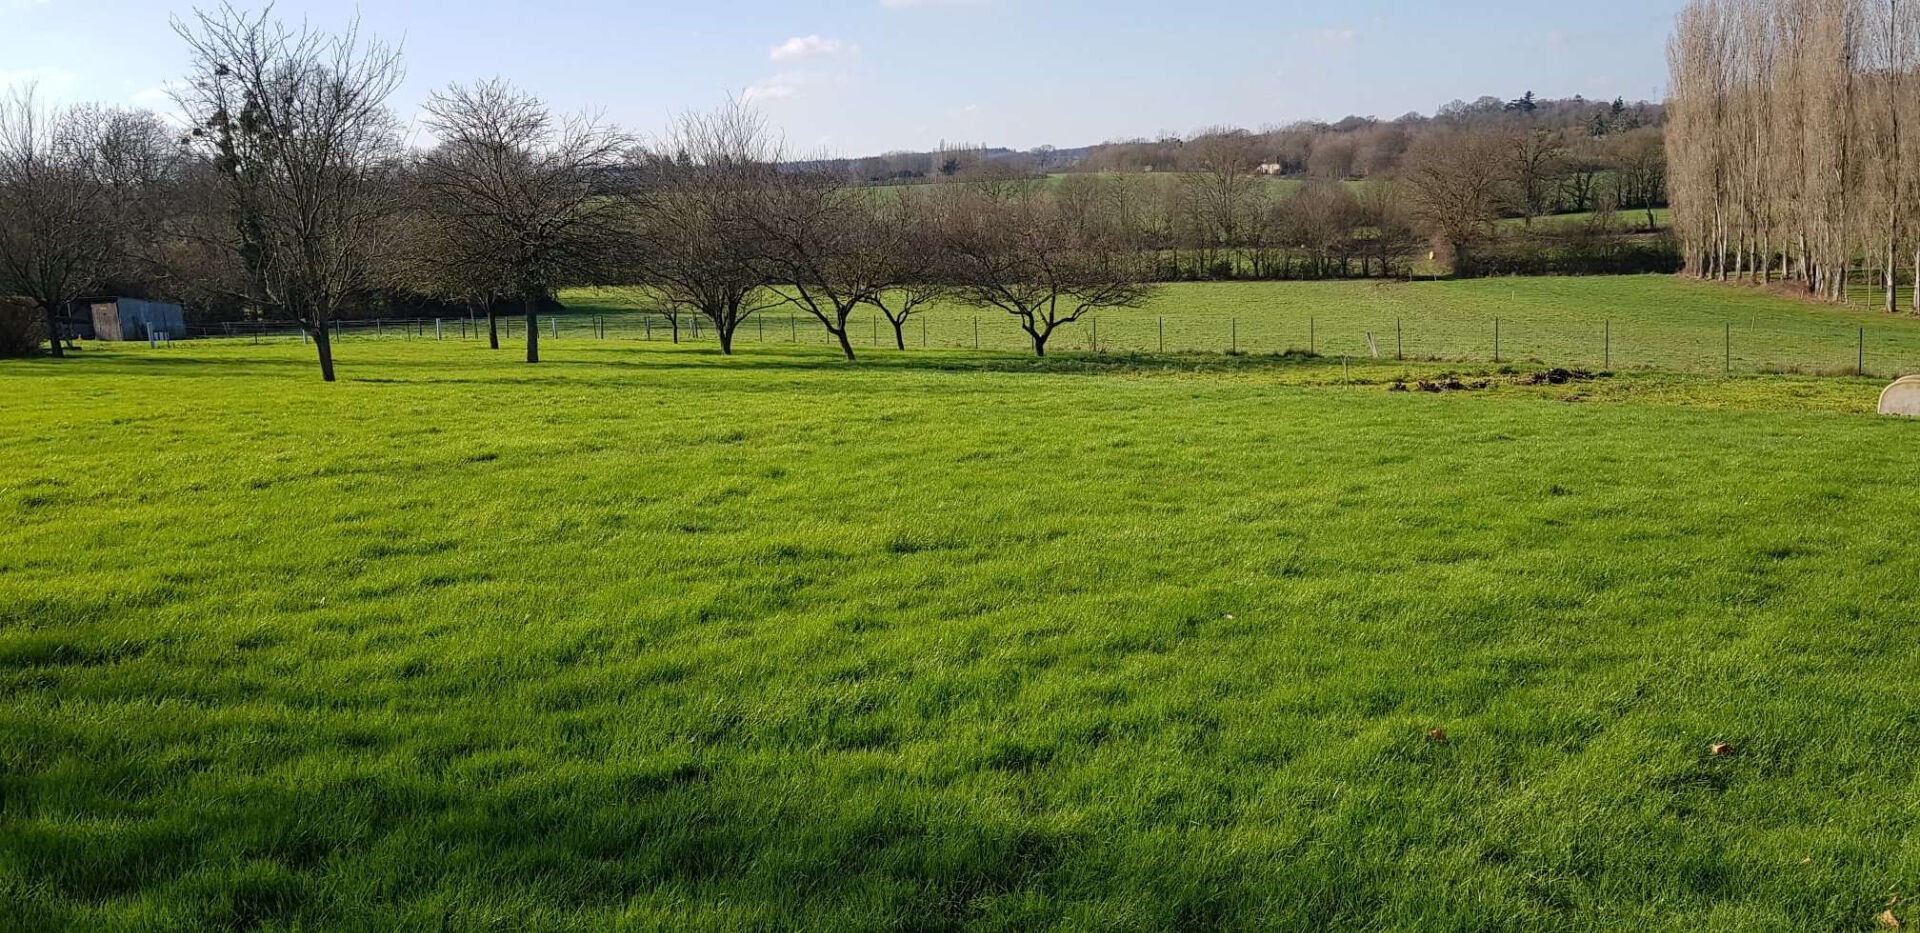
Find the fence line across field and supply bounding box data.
[175,310,1912,379]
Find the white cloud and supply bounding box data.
[770,35,855,62]
[743,80,799,103]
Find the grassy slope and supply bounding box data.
[2,339,1917,932]
[564,276,1920,378]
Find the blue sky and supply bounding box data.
[1,0,1680,156]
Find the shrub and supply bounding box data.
[0,299,46,358]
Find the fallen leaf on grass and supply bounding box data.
[1427,728,1447,744]
[1710,742,1736,757]
[1878,909,1900,929]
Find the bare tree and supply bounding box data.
[387,203,513,348]
[418,79,630,363]
[752,166,896,360]
[1282,182,1361,278]
[0,88,119,357]
[627,101,782,355]
[934,183,1158,357]
[1353,181,1420,278]
[172,3,405,382]
[861,189,950,350]
[1607,127,1668,232]
[1178,129,1267,275]
[1508,127,1568,225]
[1402,130,1509,274]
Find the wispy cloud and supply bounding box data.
[743,68,855,107]
[770,35,855,62]
[743,79,800,103]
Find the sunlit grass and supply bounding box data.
[562,276,1920,378]
[3,336,1917,931]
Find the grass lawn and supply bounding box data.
[2,334,1917,931]
[565,276,1920,379]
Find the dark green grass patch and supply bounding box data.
[2,339,1918,931]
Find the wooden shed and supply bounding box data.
[87,298,184,342]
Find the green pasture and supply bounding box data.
[564,276,1920,378]
[3,287,1918,930]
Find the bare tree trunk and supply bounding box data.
[42,306,64,358]
[891,318,906,351]
[716,317,734,355]
[487,309,499,350]
[833,326,856,361]
[1889,243,1901,314]
[1029,325,1049,357]
[524,299,539,363]
[311,323,336,383]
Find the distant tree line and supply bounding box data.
[829,95,1662,186]
[1668,0,1920,310]
[818,97,1672,283]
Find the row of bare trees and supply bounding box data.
[1668,0,1920,309]
[0,6,1160,377]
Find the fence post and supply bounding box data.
[759,316,764,341]
[1158,317,1164,352]
[1396,319,1402,361]
[1092,317,1098,352]
[873,315,878,346]
[1858,327,1865,376]
[790,316,796,342]
[1309,317,1316,355]
[1725,322,1731,373]
[921,317,927,348]
[551,316,557,339]
[1493,318,1501,363]
[974,317,979,350]
[1604,319,1611,369]
[436,318,443,340]
[1231,318,1237,354]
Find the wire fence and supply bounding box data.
[171,309,1920,379]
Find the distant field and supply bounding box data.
[564,276,1920,378]
[5,336,1920,930]
[1499,207,1671,231]
[973,173,1671,231]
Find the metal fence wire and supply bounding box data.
[173,309,1917,379]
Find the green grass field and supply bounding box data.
[564,276,1920,378]
[4,277,1919,931]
